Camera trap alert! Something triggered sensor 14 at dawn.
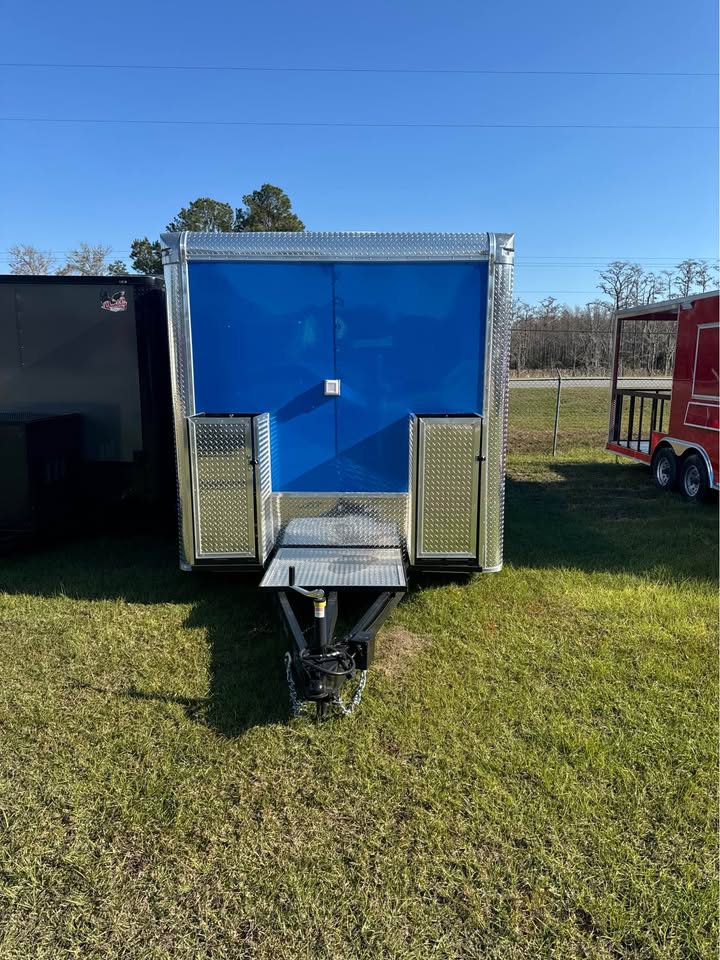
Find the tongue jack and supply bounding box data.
[287,565,327,650]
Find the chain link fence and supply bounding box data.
[507,323,676,456]
[507,375,672,455]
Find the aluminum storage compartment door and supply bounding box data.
[415,417,481,559]
[188,416,257,559]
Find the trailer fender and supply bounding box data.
[662,438,718,491]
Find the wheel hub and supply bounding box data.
[685,465,701,497]
[657,459,671,486]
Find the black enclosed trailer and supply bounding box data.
[0,274,173,538]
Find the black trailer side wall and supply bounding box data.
[0,275,173,533]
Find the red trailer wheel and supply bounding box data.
[680,454,709,504]
[651,446,677,492]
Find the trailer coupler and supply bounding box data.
[276,576,403,719]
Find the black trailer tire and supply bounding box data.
[680,453,709,504]
[651,446,677,492]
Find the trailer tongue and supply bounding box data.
[162,231,514,718]
[259,518,407,717]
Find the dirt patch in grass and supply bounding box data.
[375,626,430,679]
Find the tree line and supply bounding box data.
[7,196,717,378]
[511,258,718,375]
[7,183,304,277]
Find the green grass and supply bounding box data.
[509,387,656,454]
[0,453,717,959]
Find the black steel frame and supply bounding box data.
[276,588,405,704]
[611,388,672,451]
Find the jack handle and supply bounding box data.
[288,565,325,602]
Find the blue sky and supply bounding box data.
[1,0,717,304]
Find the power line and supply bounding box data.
[517,262,718,269]
[0,116,715,130]
[518,254,719,262]
[1,61,716,78]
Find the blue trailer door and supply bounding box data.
[189,259,487,494]
[333,262,487,492]
[188,262,337,491]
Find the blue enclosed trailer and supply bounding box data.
[163,231,514,716]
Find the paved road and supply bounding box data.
[509,377,671,390]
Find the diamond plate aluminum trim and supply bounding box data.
[259,547,407,589]
[164,259,194,568]
[406,415,416,561]
[254,413,275,563]
[417,418,481,558]
[484,259,514,570]
[163,231,492,262]
[189,418,255,558]
[273,495,409,547]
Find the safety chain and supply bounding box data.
[284,653,368,719]
[331,670,368,717]
[284,651,303,717]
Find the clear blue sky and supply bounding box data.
[1,0,717,304]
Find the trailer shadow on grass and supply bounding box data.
[1,457,716,738]
[505,457,718,585]
[0,535,289,736]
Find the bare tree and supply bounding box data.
[694,261,715,292]
[598,261,639,310]
[635,269,663,305]
[511,299,536,325]
[509,299,536,373]
[508,254,713,379]
[660,270,675,299]
[537,296,559,323]
[8,244,54,275]
[583,300,614,372]
[674,259,699,297]
[57,243,113,276]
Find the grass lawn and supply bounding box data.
[508,387,654,454]
[0,452,717,959]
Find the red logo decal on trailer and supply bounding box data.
[100,291,128,312]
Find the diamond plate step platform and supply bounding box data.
[259,547,407,590]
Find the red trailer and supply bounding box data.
[607,290,719,503]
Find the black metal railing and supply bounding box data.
[612,388,672,451]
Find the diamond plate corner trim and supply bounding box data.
[179,231,492,262]
[164,258,195,568]
[494,233,515,264]
[161,233,182,266]
[416,417,481,558]
[254,413,276,563]
[407,414,416,562]
[189,417,256,558]
[482,254,514,570]
[272,494,408,548]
